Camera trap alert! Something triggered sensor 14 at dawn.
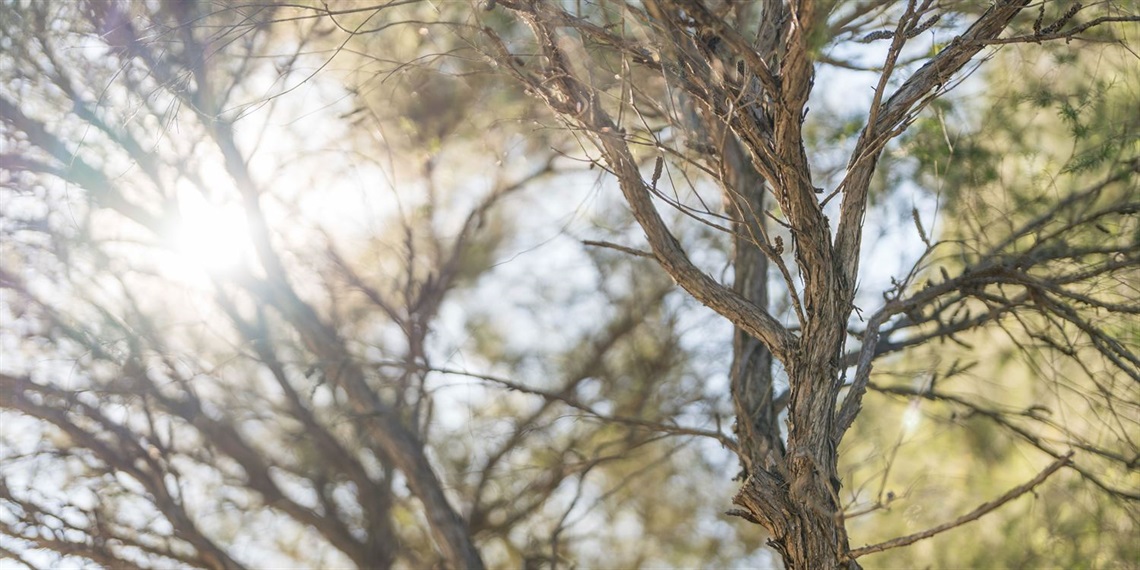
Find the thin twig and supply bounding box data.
[582,239,655,258]
[969,16,1140,45]
[401,363,740,453]
[847,452,1073,559]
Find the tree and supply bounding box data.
[837,32,1140,568]
[1,0,1137,569]
[2,2,755,567]
[465,0,1138,566]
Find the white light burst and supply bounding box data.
[172,186,250,274]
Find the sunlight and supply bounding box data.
[171,184,251,275]
[901,399,924,436]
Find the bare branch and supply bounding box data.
[582,239,655,258]
[848,452,1073,559]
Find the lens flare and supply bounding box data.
[172,187,250,274]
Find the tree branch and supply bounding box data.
[835,0,1031,287]
[847,452,1073,559]
[481,16,798,363]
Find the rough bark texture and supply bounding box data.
[486,0,1045,567]
[725,150,782,477]
[6,0,1131,566]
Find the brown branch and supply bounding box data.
[847,452,1073,559]
[481,15,797,363]
[0,374,247,570]
[872,383,1140,501]
[835,0,1031,287]
[582,239,655,258]
[833,309,890,441]
[970,15,1140,45]
[194,85,484,568]
[668,0,780,95]
[415,364,740,453]
[216,296,397,567]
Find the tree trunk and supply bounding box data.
[735,454,860,569]
[709,108,784,478]
[734,294,858,569]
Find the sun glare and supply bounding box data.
[171,186,251,275]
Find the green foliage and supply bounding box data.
[844,31,1139,569]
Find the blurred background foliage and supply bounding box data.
[1,0,1135,568]
[843,37,1138,569]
